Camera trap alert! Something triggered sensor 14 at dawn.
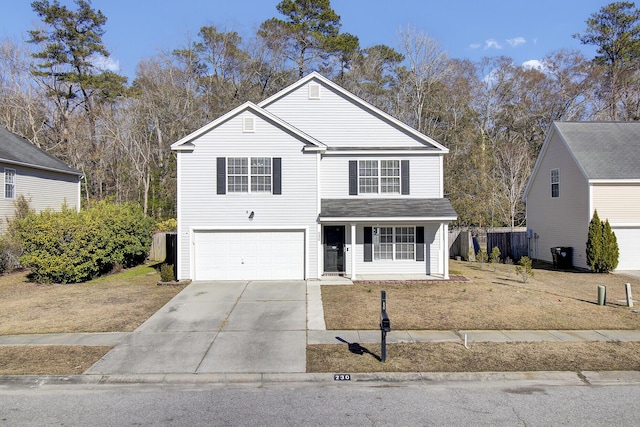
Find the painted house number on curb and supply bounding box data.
[334,374,351,381]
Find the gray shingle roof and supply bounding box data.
[554,122,640,180]
[320,198,457,219]
[0,127,81,176]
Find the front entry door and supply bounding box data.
[324,226,345,273]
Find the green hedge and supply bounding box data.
[17,201,153,284]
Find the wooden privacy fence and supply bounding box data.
[486,231,528,261]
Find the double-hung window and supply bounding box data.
[551,168,559,198]
[227,157,272,193]
[4,168,15,199]
[373,226,415,260]
[358,160,400,194]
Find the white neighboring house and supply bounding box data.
[0,127,82,231]
[171,72,457,281]
[523,121,640,270]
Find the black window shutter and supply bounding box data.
[273,157,282,195]
[416,226,425,262]
[349,160,358,195]
[401,160,410,195]
[364,226,373,262]
[217,157,226,194]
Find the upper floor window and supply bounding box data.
[358,160,400,194]
[4,168,15,199]
[227,157,272,193]
[551,168,559,198]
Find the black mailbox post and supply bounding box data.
[380,290,391,362]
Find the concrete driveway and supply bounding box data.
[86,281,307,375]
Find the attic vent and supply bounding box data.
[243,116,255,132]
[308,83,321,99]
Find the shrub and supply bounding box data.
[17,201,153,283]
[489,246,501,272]
[586,210,619,273]
[155,218,177,232]
[477,247,488,268]
[160,263,175,282]
[0,196,33,273]
[515,256,533,283]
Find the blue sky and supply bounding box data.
[1,0,612,81]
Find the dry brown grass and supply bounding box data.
[307,342,640,373]
[313,260,640,372]
[321,260,640,330]
[0,346,111,375]
[0,264,185,335]
[0,264,185,375]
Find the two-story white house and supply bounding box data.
[171,72,457,281]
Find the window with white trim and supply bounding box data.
[227,157,272,193]
[4,168,15,199]
[358,160,400,194]
[551,168,559,198]
[373,226,415,260]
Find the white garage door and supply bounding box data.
[193,230,305,280]
[612,227,640,270]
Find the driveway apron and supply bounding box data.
[85,281,307,375]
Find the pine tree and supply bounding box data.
[602,219,619,272]
[586,210,620,273]
[586,210,603,272]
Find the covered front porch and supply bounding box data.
[318,199,457,280]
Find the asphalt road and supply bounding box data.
[2,379,639,426]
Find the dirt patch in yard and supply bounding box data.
[321,261,640,330]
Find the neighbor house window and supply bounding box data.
[4,168,15,199]
[227,157,272,193]
[551,168,559,198]
[373,226,415,260]
[358,160,400,194]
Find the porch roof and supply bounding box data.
[320,198,457,221]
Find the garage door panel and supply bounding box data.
[612,227,640,270]
[194,230,304,280]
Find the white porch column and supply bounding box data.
[443,222,450,279]
[350,222,357,280]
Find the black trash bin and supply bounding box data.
[550,247,572,269]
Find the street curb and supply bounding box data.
[2,371,640,387]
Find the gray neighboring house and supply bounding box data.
[523,121,640,270]
[1,127,82,231]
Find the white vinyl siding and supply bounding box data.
[175,112,319,280]
[0,163,80,232]
[525,134,590,269]
[320,155,441,198]
[262,81,435,149]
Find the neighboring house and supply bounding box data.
[523,121,640,270]
[0,127,82,231]
[171,72,457,281]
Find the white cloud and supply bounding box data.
[484,39,503,50]
[507,37,526,47]
[469,43,482,50]
[522,59,547,72]
[91,54,121,72]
